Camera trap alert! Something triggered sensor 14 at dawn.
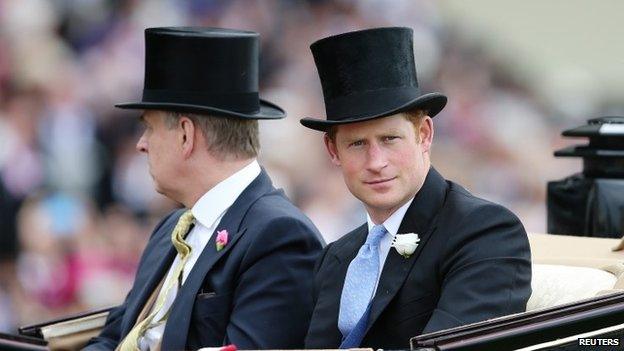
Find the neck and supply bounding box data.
[178,157,255,208]
[367,200,408,225]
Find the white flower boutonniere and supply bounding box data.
[391,233,420,258]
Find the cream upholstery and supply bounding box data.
[527,264,617,311]
[529,233,624,269]
[526,233,624,311]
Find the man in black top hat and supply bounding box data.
[301,27,531,349]
[84,27,323,351]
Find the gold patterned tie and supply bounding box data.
[118,210,195,351]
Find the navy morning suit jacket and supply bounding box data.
[305,167,532,349]
[84,170,323,350]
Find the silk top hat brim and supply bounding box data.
[300,92,447,131]
[300,27,447,132]
[561,116,624,137]
[555,116,624,158]
[555,146,624,158]
[115,27,285,120]
[115,98,285,120]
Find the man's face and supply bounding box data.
[135,110,181,196]
[325,113,433,219]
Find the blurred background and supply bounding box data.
[0,0,623,332]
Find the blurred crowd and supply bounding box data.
[0,0,619,332]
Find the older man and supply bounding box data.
[301,27,531,349]
[84,27,322,351]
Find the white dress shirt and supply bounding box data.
[366,197,414,293]
[139,160,261,351]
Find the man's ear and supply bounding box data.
[419,116,434,153]
[324,134,342,166]
[178,116,196,159]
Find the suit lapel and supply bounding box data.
[122,211,182,334]
[162,170,275,350]
[364,167,449,336]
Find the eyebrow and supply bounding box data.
[382,128,403,136]
[342,128,404,143]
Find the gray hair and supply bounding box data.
[164,111,259,160]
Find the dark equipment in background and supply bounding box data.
[548,116,624,238]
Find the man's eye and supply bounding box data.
[383,136,398,142]
[350,140,364,147]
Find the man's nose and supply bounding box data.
[136,135,147,153]
[366,142,388,172]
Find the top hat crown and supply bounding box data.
[555,116,624,177]
[300,27,446,131]
[116,27,285,119]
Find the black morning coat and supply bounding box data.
[85,170,323,351]
[305,167,532,349]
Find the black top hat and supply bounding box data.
[300,27,447,131]
[561,116,624,138]
[555,116,624,177]
[116,27,285,119]
[555,116,624,158]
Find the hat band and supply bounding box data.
[325,86,420,120]
[142,89,260,113]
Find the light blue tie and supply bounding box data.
[338,224,388,339]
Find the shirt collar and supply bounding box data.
[366,196,414,236]
[191,160,261,228]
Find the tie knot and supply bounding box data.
[365,225,387,248]
[172,210,195,256]
[178,210,195,230]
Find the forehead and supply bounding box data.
[334,114,411,139]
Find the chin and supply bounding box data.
[368,188,416,210]
[360,194,400,211]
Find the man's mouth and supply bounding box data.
[364,176,397,185]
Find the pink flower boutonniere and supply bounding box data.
[216,229,229,251]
